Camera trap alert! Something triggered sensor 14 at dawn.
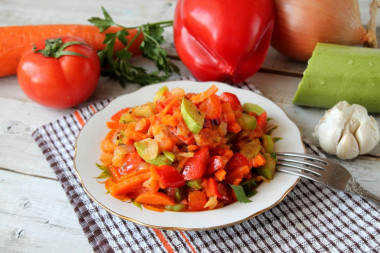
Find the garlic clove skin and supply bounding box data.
[314,101,380,160]
[314,102,348,155]
[336,129,359,159]
[350,103,380,154]
[355,117,380,154]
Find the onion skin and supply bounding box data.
[271,0,369,62]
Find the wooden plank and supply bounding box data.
[0,169,92,252]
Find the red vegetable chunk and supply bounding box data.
[182,147,210,180]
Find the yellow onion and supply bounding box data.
[271,0,378,62]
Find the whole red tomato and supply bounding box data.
[17,36,100,109]
[174,0,275,83]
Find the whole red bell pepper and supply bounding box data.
[173,0,275,83]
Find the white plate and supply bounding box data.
[74,81,304,230]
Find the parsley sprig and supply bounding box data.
[89,7,179,87]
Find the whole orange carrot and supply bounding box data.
[0,24,143,77]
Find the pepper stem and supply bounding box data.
[33,38,89,58]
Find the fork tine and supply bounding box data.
[276,164,322,182]
[277,152,329,165]
[276,160,322,177]
[276,156,326,170]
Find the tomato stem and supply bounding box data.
[33,38,89,58]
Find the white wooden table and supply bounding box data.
[1,0,379,252]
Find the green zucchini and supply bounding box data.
[293,43,380,113]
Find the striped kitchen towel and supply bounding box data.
[32,82,380,253]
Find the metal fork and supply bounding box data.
[276,152,380,208]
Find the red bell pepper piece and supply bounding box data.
[182,147,210,180]
[225,153,250,172]
[250,111,267,138]
[152,165,185,188]
[206,156,224,175]
[256,111,267,131]
[219,92,242,112]
[174,0,275,83]
[205,178,221,198]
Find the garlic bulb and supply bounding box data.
[314,101,380,159]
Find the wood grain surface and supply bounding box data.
[0,0,379,252]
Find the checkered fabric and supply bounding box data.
[32,82,380,253]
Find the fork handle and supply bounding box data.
[345,178,380,208]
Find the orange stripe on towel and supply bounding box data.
[74,111,85,128]
[89,104,97,114]
[180,231,197,253]
[153,229,175,253]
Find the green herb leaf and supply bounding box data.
[240,179,258,198]
[88,7,117,32]
[266,125,278,135]
[88,7,179,86]
[95,163,111,179]
[230,184,252,203]
[132,201,142,210]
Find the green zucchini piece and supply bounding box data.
[175,187,185,201]
[154,86,169,102]
[237,113,257,130]
[186,179,203,190]
[165,204,186,211]
[261,135,274,153]
[181,98,205,134]
[293,43,380,113]
[134,138,159,161]
[147,154,172,166]
[242,103,265,115]
[119,113,136,123]
[240,139,261,159]
[163,151,176,162]
[256,153,276,180]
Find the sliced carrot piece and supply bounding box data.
[134,192,176,206]
[188,190,207,210]
[106,121,120,129]
[119,168,150,181]
[108,165,122,182]
[100,138,116,153]
[251,153,266,168]
[111,107,130,121]
[160,114,177,127]
[221,103,236,123]
[214,168,227,181]
[227,122,241,134]
[158,97,178,116]
[109,171,151,196]
[187,144,199,152]
[190,85,218,104]
[143,204,165,212]
[135,118,151,132]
